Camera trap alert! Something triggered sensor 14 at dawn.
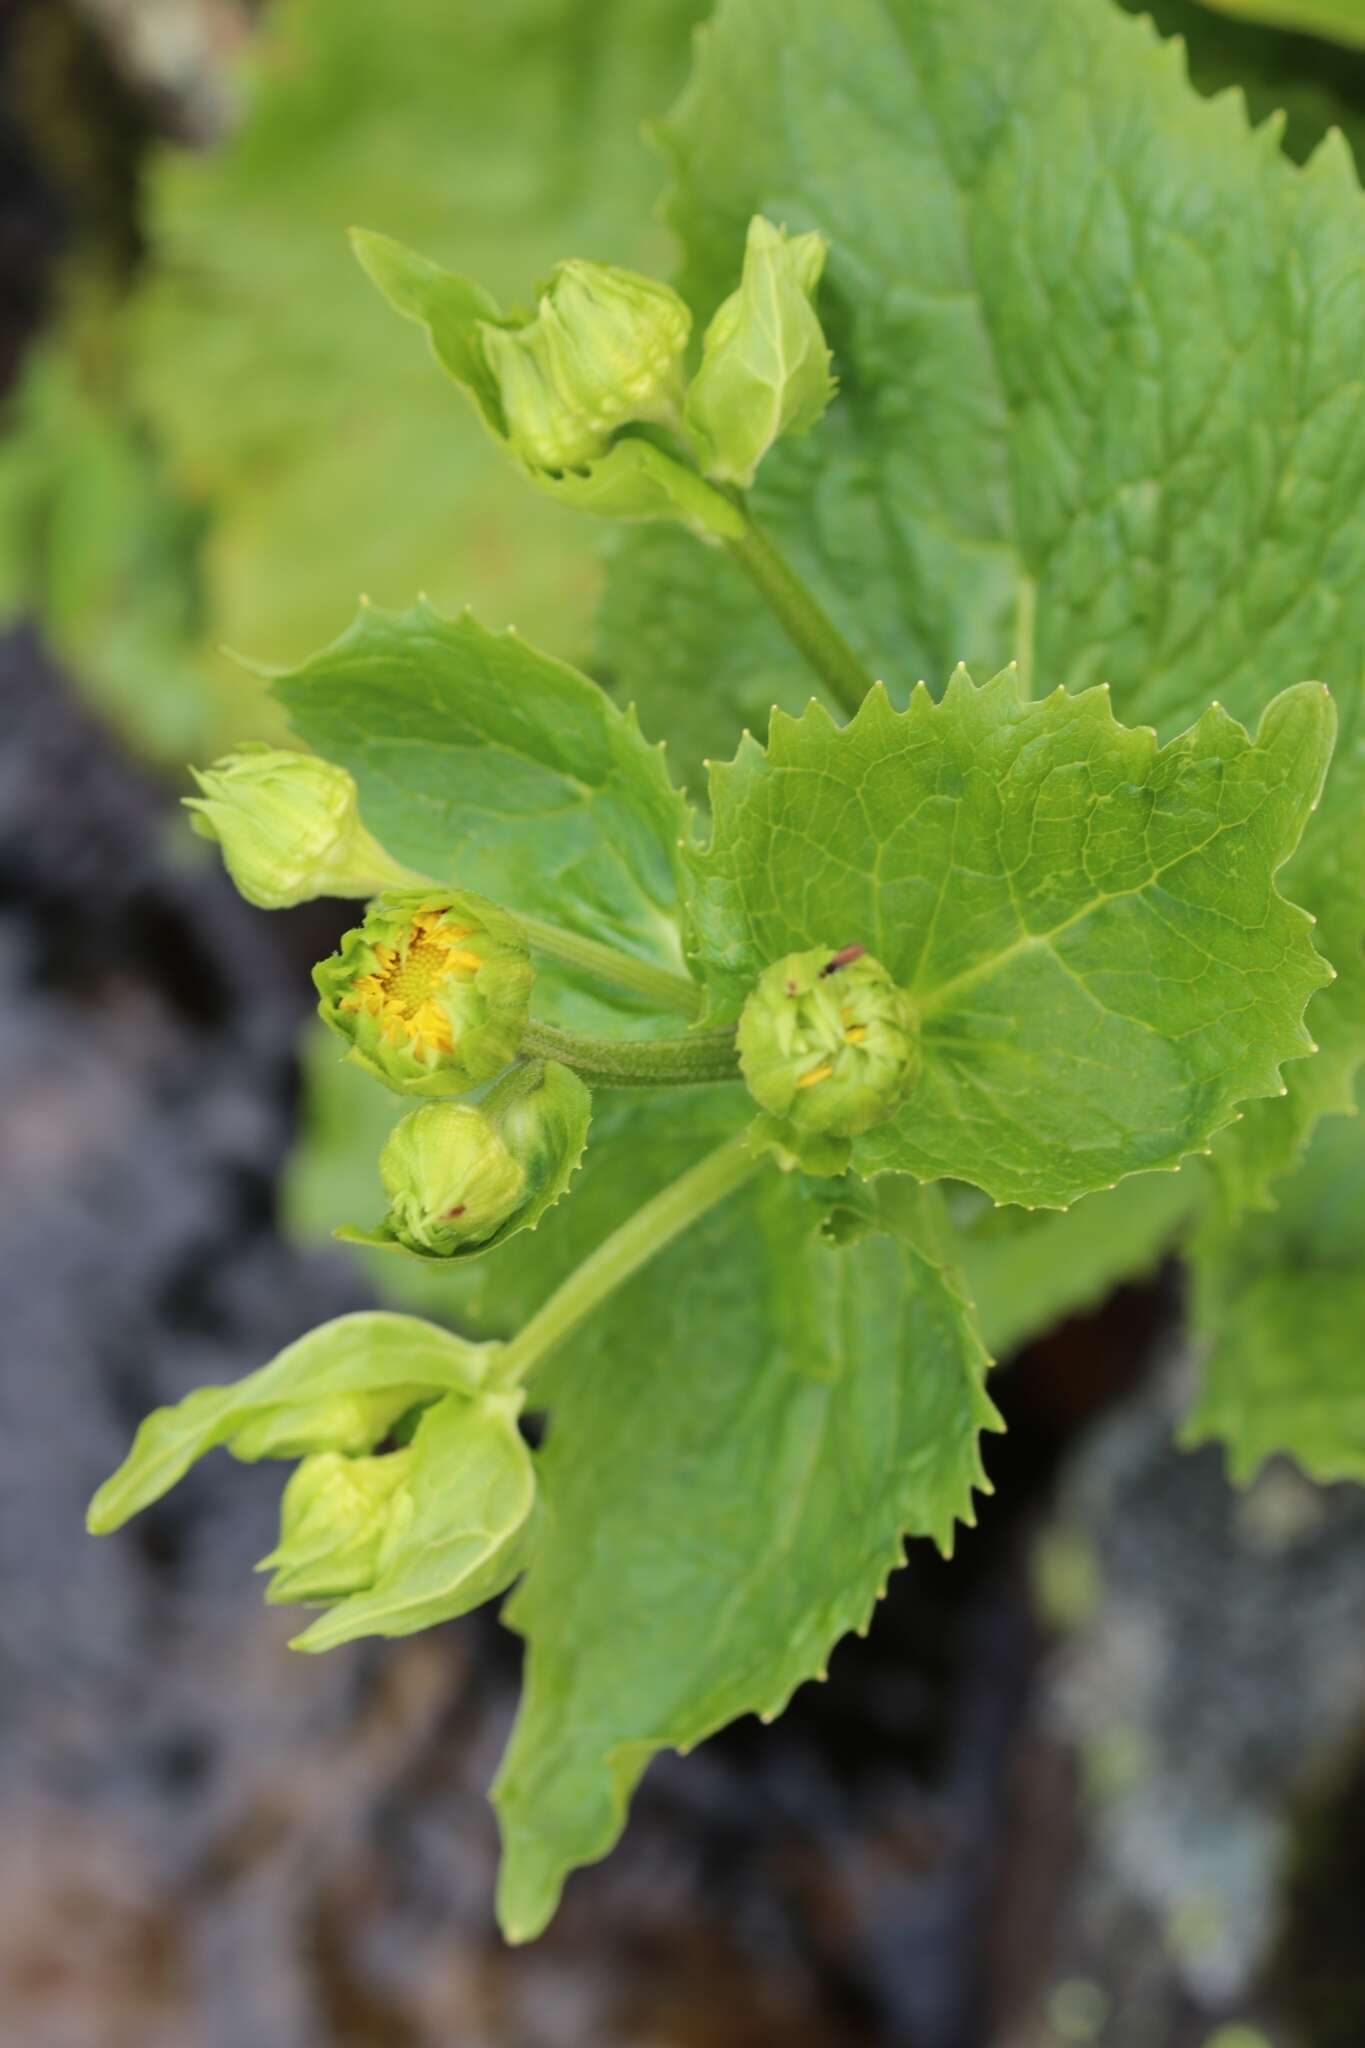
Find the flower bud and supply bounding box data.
[684,215,835,487]
[259,1448,413,1606]
[186,746,419,909]
[357,1059,591,1261]
[737,944,919,1136]
[315,890,533,1095]
[379,1103,527,1255]
[479,259,691,472]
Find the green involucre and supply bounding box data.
[314,888,534,1095]
[737,945,919,1136]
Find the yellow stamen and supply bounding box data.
[844,1025,867,1044]
[795,1061,834,1090]
[340,908,483,1055]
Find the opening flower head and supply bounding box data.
[737,943,920,1136]
[315,890,533,1094]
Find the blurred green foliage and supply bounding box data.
[0,0,705,763]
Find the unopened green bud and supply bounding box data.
[359,1059,592,1261]
[259,1448,413,1605]
[380,1103,526,1255]
[314,890,533,1095]
[479,259,691,471]
[186,745,419,909]
[685,215,835,487]
[737,944,919,1136]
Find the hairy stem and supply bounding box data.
[493,1134,762,1390]
[724,503,875,718]
[520,1017,740,1088]
[515,913,703,1018]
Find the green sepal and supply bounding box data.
[337,1060,591,1264]
[258,1447,415,1606]
[684,213,835,487]
[289,1389,536,1651]
[743,1111,852,1179]
[524,432,743,539]
[314,889,534,1097]
[86,1312,495,1533]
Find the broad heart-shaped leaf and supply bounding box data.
[274,599,695,1031]
[86,1313,493,1534]
[603,0,1365,1194]
[290,1389,536,1651]
[492,1166,998,1942]
[687,668,1334,1209]
[1181,1077,1365,1482]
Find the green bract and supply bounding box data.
[478,260,691,470]
[342,1060,592,1262]
[684,214,835,487]
[186,744,419,909]
[314,889,534,1095]
[737,945,919,1136]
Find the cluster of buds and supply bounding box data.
[351,210,835,534]
[186,746,419,909]
[314,890,534,1094]
[737,944,920,1137]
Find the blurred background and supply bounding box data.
[3,2,1365,2043]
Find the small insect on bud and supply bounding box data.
[379,1103,527,1256]
[737,944,920,1136]
[186,746,420,909]
[315,890,534,1095]
[479,259,692,472]
[259,1448,413,1607]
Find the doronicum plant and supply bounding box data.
[87,0,1365,1943]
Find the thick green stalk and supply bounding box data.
[514,913,703,1018]
[520,1017,739,1088]
[723,502,875,718]
[493,1134,761,1390]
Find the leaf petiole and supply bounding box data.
[492,1133,762,1391]
[519,1017,740,1088]
[515,912,703,1018]
[723,498,875,718]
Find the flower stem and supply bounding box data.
[723,502,875,718]
[520,1017,739,1088]
[493,1134,761,1390]
[515,913,702,1019]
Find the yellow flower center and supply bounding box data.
[341,909,484,1055]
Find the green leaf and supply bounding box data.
[688,667,1334,1209]
[1181,1080,1365,1483]
[274,598,693,1029]
[1192,0,1365,51]
[953,1173,1198,1358]
[491,1168,997,1941]
[291,1390,536,1650]
[605,0,1365,1191]
[86,1312,492,1533]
